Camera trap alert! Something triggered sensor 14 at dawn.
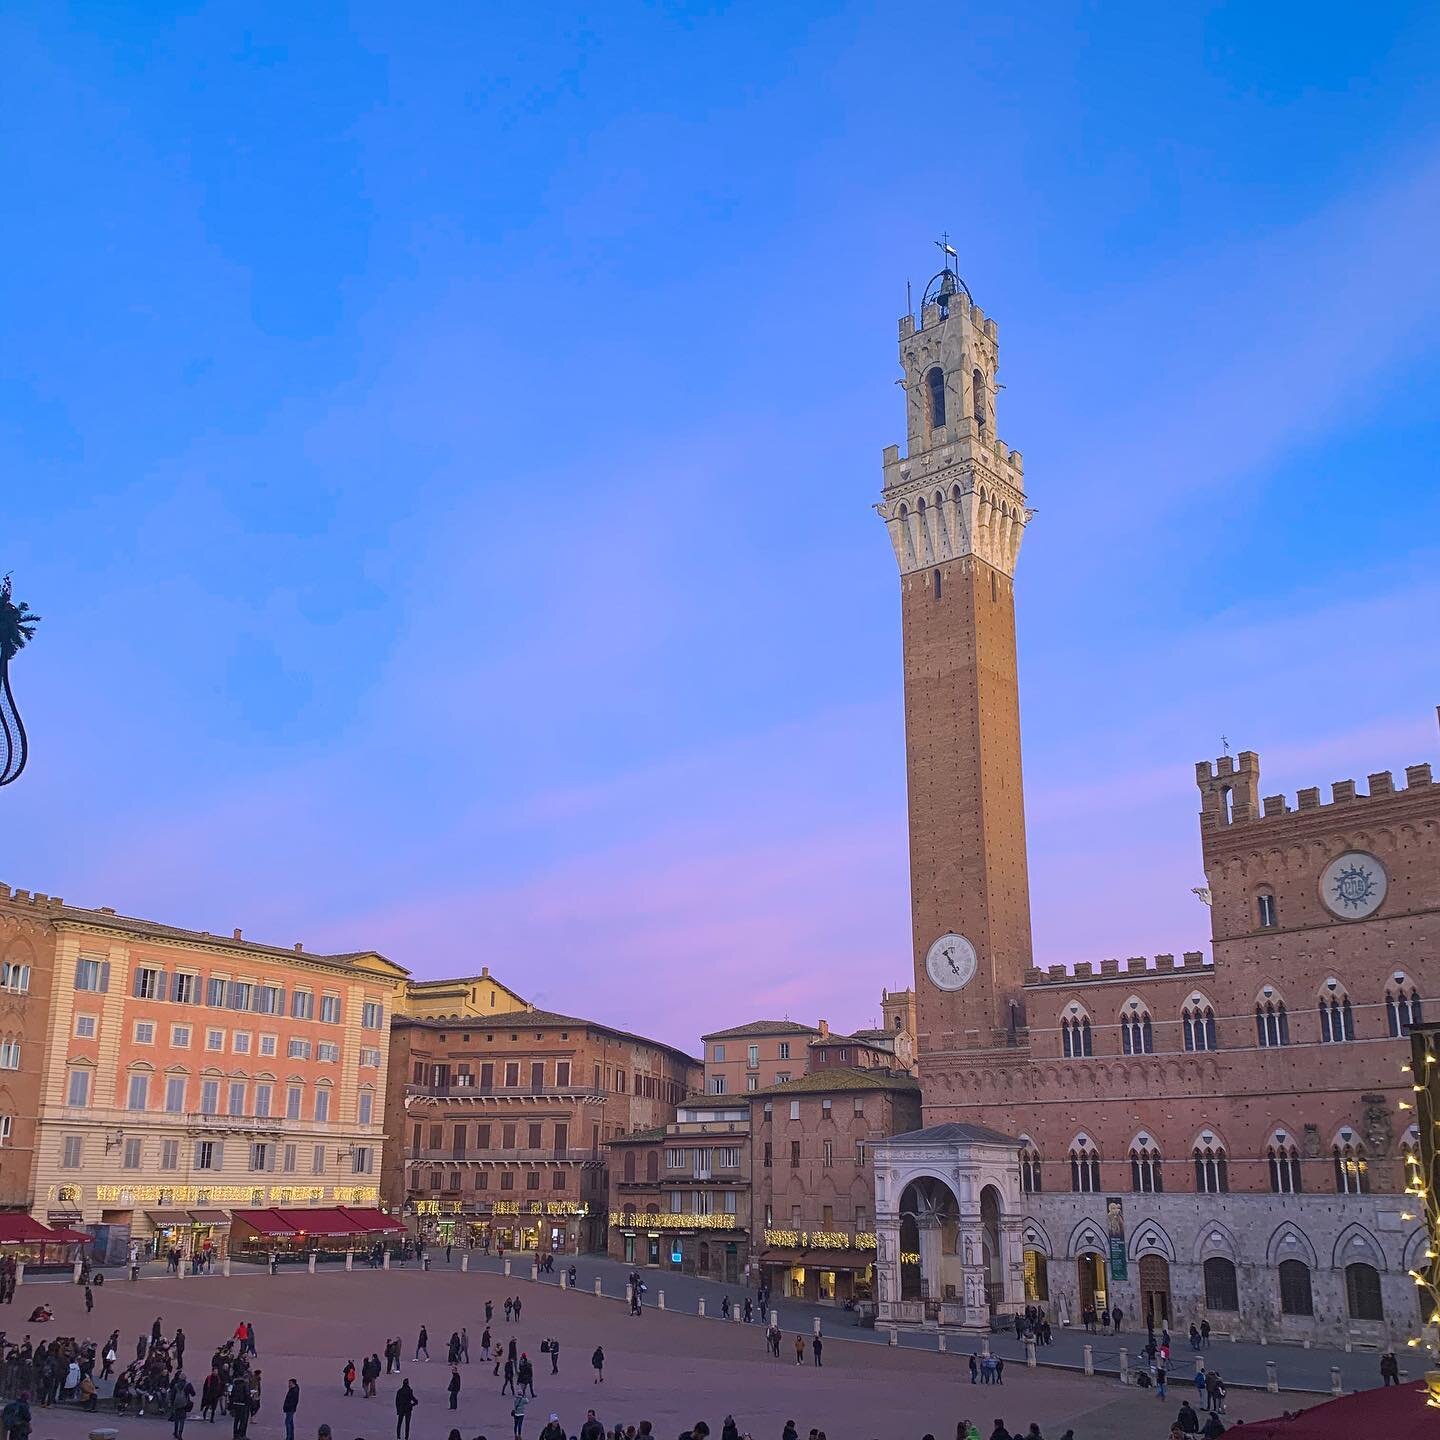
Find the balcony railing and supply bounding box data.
[406,1083,594,1100]
[406,1147,600,1164]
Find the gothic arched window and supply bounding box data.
[1061,1013,1093,1059]
[1182,1002,1217,1052]
[1333,1140,1369,1195]
[1386,978,1422,1036]
[1069,1142,1101,1193]
[1193,1143,1229,1194]
[1019,1147,1042,1194]
[1120,1007,1153,1055]
[926,367,946,429]
[1318,986,1355,1043]
[1268,1142,1302,1194]
[1255,998,1289,1047]
[1129,1145,1163,1193]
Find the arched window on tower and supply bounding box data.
[926,367,946,429]
[1061,1011,1093,1059]
[1267,1131,1303,1193]
[1255,995,1289,1047]
[1333,1136,1369,1194]
[1193,1135,1229,1194]
[1182,998,1218,1052]
[1019,1143,1042,1194]
[1386,975,1422,1036]
[971,367,986,433]
[1069,1138,1101,1193]
[1120,1002,1153,1056]
[1129,1140,1163,1193]
[1318,980,1355,1043]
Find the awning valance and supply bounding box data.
[146,1210,193,1227]
[271,1206,369,1237]
[188,1210,230,1225]
[229,1208,300,1237]
[0,1214,84,1245]
[338,1207,406,1233]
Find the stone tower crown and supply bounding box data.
[877,269,1030,578]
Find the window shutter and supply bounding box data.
[275,987,286,1017]
[154,969,168,1002]
[132,969,145,999]
[100,961,111,993]
[227,981,241,1009]
[251,986,265,1013]
[213,1141,224,1171]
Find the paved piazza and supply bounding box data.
[7,1269,1297,1440]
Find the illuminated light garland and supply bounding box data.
[1404,1027,1440,1407]
[609,1212,740,1231]
[762,1229,877,1251]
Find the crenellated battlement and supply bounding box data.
[0,883,64,909]
[1196,755,1433,830]
[1023,950,1209,988]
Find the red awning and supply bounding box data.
[271,1206,369,1238]
[0,1214,68,1244]
[229,1208,301,1238]
[1238,1381,1432,1440]
[338,1207,406,1233]
[45,1227,91,1244]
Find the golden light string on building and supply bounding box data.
[1402,1030,1440,1408]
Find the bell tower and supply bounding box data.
[878,256,1034,1071]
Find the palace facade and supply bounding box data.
[870,262,1437,1346]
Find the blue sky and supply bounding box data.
[3,2,1438,1048]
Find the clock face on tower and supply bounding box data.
[925,932,978,991]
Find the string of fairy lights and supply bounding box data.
[1402,1023,1440,1407]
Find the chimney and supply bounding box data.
[817,1019,830,1038]
[294,942,303,952]
[233,928,243,941]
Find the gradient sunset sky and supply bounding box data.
[3,3,1439,1050]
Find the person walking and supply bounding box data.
[513,1296,523,1321]
[171,1372,196,1440]
[460,1327,470,1364]
[175,1328,187,1370]
[101,1333,118,1379]
[1380,1350,1400,1386]
[84,1284,94,1313]
[486,1300,494,1324]
[1111,1304,1123,1334]
[811,1335,823,1367]
[518,1353,536,1398]
[416,1326,430,1362]
[342,1362,356,1397]
[1156,1361,1168,1400]
[579,1409,603,1440]
[505,1299,514,1324]
[501,1357,516,1396]
[448,1366,461,1410]
[282,1380,300,1440]
[548,1338,560,1376]
[394,1379,418,1440]
[201,1368,222,1422]
[540,1413,566,1440]
[228,1375,251,1440]
[591,1345,605,1384]
[511,1391,528,1440]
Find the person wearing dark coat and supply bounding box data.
[448,1367,461,1410]
[591,1346,605,1384]
[394,1379,417,1440]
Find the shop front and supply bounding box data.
[464,1200,594,1255]
[144,1209,233,1264]
[761,1240,876,1304]
[0,1214,90,1271]
[610,1215,748,1279]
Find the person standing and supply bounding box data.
[795,1336,805,1366]
[448,1366,461,1410]
[394,1379,417,1440]
[591,1345,605,1384]
[517,1353,535,1398]
[84,1284,94,1313]
[511,1390,528,1440]
[1380,1351,1400,1386]
[228,1375,251,1440]
[460,1327,470,1364]
[416,1326,430,1362]
[282,1380,300,1440]
[513,1296,523,1322]
[812,1335,823,1368]
[1156,1361,1167,1400]
[1112,1304,1124,1334]
[343,1361,356,1398]
[548,1338,560,1376]
[171,1372,196,1440]
[501,1357,516,1396]
[176,1328,187,1371]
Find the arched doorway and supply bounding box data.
[698,1241,710,1276]
[1076,1252,1107,1316]
[1023,1250,1049,1302]
[1138,1254,1171,1327]
[897,1176,960,1304]
[980,1185,1004,1314]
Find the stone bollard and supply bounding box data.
[504,1259,512,1277]
[382,1252,390,1270]
[179,1258,189,1278]
[981,1337,991,1358]
[594,1278,602,1297]
[222,1258,231,1278]
[308,1254,317,1275]
[461,1254,469,1273]
[345,1251,354,1272]
[812,1317,822,1337]
[1195,1355,1205,1376]
[531,1263,539,1281]
[1330,1366,1343,1396]
[888,1326,898,1346]
[626,1285,634,1308]
[1266,1361,1278,1394]
[73,1260,83,1284]
[1083,1344,1094,1377]
[88,1427,119,1440]
[559,1271,567,1290]
[937,1334,947,1353]
[1028,1341,1038,1371]
[732,1307,742,1324]
[770,1310,778,1328]
[15,1262,24,1287]
[657,1290,664,1310]
[698,1298,706,1317]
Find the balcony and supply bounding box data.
[405,1147,600,1165]
[405,1084,594,1101]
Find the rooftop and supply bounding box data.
[603,1126,668,1146]
[879,1121,1018,1147]
[701,1018,821,1042]
[750,1066,920,1098]
[0,883,408,977]
[396,1006,702,1069]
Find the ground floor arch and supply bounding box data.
[1138,1253,1171,1328]
[1076,1251,1108,1316]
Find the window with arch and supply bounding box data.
[1333,1140,1369,1194]
[926,367,946,429]
[1386,979,1422,1037]
[1061,1014,1093,1058]
[1255,998,1289,1047]
[1069,1142,1101,1193]
[1183,1001,1218,1052]
[1268,1140,1302,1194]
[623,1150,636,1183]
[1345,1262,1384,1320]
[645,1149,659,1182]
[1120,1006,1153,1056]
[1256,889,1278,928]
[1193,1142,1229,1194]
[1019,1146,1042,1194]
[1203,1256,1238,1311]
[971,367,985,432]
[1129,1144,1163,1193]
[1278,1259,1314,1316]
[1318,987,1355,1043]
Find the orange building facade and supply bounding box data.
[13,889,407,1263]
